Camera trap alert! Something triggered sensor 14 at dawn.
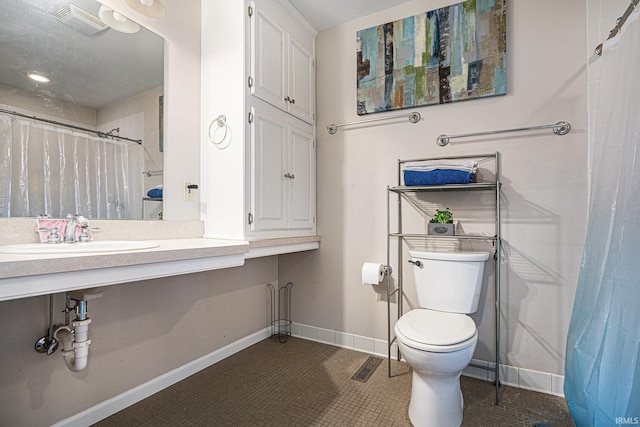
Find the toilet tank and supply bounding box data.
[409,250,490,314]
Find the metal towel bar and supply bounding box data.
[327,111,421,135]
[436,121,571,146]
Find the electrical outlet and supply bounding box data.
[184,181,197,201]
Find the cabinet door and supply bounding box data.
[288,124,315,230]
[288,37,315,124]
[250,107,287,232]
[250,5,288,112]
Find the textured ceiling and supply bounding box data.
[288,0,412,31]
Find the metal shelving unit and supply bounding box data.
[385,152,502,404]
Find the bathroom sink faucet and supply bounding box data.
[65,214,89,243]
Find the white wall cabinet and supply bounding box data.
[250,1,315,124]
[201,0,316,240]
[249,104,315,233]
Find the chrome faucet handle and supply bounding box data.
[35,226,61,243]
[48,226,61,244]
[79,224,91,243]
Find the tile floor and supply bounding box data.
[94,337,575,426]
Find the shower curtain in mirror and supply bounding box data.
[564,13,640,426]
[0,115,142,219]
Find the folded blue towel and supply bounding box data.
[403,169,473,186]
[147,188,163,198]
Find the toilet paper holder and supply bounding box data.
[362,263,393,286]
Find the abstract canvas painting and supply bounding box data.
[356,0,506,115]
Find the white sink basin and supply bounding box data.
[0,240,160,254]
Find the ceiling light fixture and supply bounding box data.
[98,5,140,33]
[27,73,51,83]
[125,0,166,18]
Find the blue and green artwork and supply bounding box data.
[356,0,507,115]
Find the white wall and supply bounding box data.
[280,0,588,378]
[200,0,247,239]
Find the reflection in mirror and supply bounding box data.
[0,0,164,220]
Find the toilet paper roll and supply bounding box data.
[362,262,385,285]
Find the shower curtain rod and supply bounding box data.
[0,108,142,145]
[143,169,163,177]
[595,0,639,55]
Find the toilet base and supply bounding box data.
[395,312,478,426]
[408,371,464,427]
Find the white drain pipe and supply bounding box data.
[54,299,92,372]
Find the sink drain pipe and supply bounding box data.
[54,298,92,372]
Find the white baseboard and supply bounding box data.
[53,327,271,427]
[291,321,398,359]
[463,358,565,397]
[291,322,565,398]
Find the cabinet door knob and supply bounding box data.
[284,173,295,179]
[290,98,295,104]
[284,96,291,102]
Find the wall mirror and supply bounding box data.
[0,0,164,220]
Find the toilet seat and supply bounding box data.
[396,309,477,353]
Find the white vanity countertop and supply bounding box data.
[0,238,250,279]
[0,235,320,302]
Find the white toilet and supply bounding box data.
[395,249,490,427]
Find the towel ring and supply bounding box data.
[208,115,228,145]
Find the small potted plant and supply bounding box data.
[428,208,455,236]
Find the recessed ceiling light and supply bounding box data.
[27,73,51,83]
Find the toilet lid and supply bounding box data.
[396,309,476,347]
